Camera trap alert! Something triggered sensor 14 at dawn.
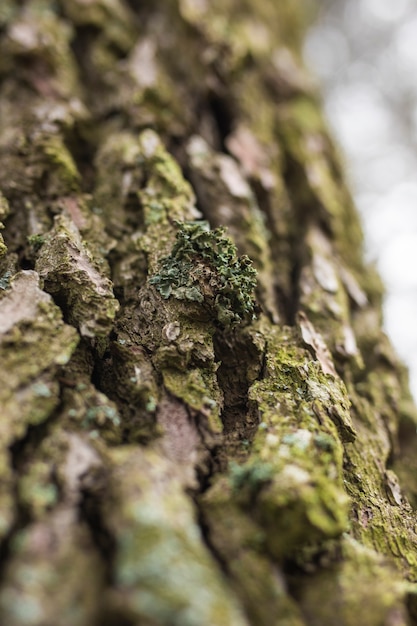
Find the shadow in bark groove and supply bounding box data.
[79,487,116,585]
[207,90,237,149]
[278,152,322,324]
[212,326,266,472]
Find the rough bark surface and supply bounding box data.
[1,1,417,625]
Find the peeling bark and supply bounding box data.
[1,1,417,625]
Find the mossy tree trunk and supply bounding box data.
[1,1,417,625]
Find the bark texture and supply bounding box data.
[1,1,417,625]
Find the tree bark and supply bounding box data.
[1,1,417,625]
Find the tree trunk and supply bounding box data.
[1,1,417,625]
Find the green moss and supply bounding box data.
[1,3,80,98]
[19,471,58,519]
[179,0,308,66]
[217,323,352,558]
[342,413,417,580]
[0,271,79,449]
[200,478,307,626]
[250,322,355,443]
[0,235,6,259]
[27,234,46,252]
[0,513,103,626]
[150,221,257,327]
[93,129,199,303]
[0,0,17,28]
[40,134,80,193]
[276,96,364,271]
[140,133,193,205]
[0,191,10,221]
[296,536,410,626]
[162,366,222,433]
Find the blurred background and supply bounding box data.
[307,0,417,400]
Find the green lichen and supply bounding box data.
[83,404,121,429]
[186,135,280,322]
[18,460,59,519]
[229,460,274,495]
[0,512,103,626]
[200,479,307,626]
[60,350,124,444]
[221,322,351,558]
[5,428,106,626]
[1,3,80,98]
[0,270,12,290]
[149,221,257,327]
[0,271,79,542]
[93,129,199,301]
[27,234,46,252]
[104,447,249,626]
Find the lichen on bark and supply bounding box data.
[0,0,417,625]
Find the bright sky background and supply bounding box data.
[307,0,417,400]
